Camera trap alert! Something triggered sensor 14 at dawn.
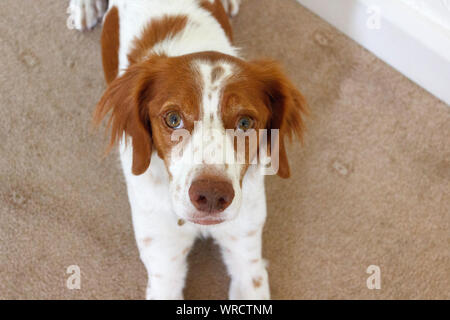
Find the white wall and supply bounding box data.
[296,0,450,106]
[400,0,450,30]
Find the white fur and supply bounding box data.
[71,0,269,299]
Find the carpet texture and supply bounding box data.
[0,0,449,299]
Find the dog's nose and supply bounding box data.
[189,179,235,214]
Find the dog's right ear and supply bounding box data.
[93,56,166,175]
[250,59,309,179]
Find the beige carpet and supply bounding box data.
[0,0,449,300]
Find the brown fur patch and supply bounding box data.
[219,55,309,179]
[178,218,186,226]
[94,54,202,175]
[128,15,188,65]
[101,6,120,84]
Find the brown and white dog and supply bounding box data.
[69,0,307,299]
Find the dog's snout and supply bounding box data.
[189,179,234,214]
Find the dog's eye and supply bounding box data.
[165,111,183,129]
[236,116,254,132]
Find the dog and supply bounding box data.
[69,0,307,299]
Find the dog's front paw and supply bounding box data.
[67,0,107,31]
[221,0,242,17]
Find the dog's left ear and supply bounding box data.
[251,60,309,178]
[93,56,167,175]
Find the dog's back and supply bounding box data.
[101,0,237,84]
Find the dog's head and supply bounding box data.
[94,52,307,225]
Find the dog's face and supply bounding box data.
[95,52,307,225]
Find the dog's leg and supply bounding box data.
[140,235,196,300]
[215,225,270,300]
[133,208,197,300]
[68,0,108,31]
[220,0,242,17]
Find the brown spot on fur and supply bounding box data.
[250,259,259,264]
[128,15,188,65]
[211,66,225,83]
[142,237,152,247]
[199,0,233,42]
[247,230,258,237]
[178,219,186,226]
[152,274,162,278]
[101,7,120,84]
[253,276,263,288]
[153,176,162,184]
[81,14,87,30]
[171,247,191,261]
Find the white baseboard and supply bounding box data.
[296,0,450,106]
